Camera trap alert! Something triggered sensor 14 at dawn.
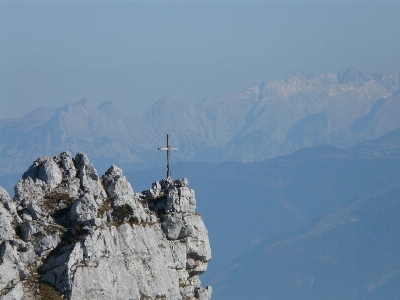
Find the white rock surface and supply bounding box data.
[37,158,63,190]
[0,151,212,300]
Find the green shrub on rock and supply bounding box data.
[113,203,137,224]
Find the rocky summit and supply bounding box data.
[0,151,212,300]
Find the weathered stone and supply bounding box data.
[75,152,106,206]
[185,214,212,262]
[22,156,50,181]
[162,213,184,240]
[0,152,211,299]
[33,232,60,256]
[174,178,189,187]
[90,217,103,226]
[19,221,41,241]
[52,177,81,200]
[0,202,14,241]
[0,242,20,296]
[14,177,46,207]
[0,188,21,224]
[59,150,77,177]
[26,202,46,221]
[197,286,213,300]
[103,165,146,222]
[70,193,98,223]
[0,187,12,204]
[37,158,63,190]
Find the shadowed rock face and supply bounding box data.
[0,151,211,300]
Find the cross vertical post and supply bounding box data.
[158,134,178,178]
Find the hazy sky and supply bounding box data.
[1,1,399,119]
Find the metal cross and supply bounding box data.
[158,134,178,178]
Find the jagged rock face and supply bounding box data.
[0,152,212,300]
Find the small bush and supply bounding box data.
[113,204,135,224]
[129,216,139,225]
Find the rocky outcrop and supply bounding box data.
[0,151,211,299]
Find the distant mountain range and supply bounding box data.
[1,68,399,178]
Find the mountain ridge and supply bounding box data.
[1,69,399,177]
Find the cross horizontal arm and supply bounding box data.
[158,147,178,151]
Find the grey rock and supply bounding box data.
[162,213,184,240]
[177,187,196,213]
[59,150,77,177]
[19,210,32,221]
[0,188,21,224]
[52,177,81,200]
[166,185,179,213]
[22,156,48,181]
[103,165,146,222]
[26,202,46,221]
[90,217,103,226]
[0,202,14,241]
[0,242,20,297]
[1,282,24,300]
[184,214,211,262]
[37,158,62,190]
[197,286,213,300]
[14,177,46,207]
[19,221,41,241]
[174,178,189,187]
[0,152,211,299]
[0,187,12,205]
[146,181,163,199]
[75,152,106,206]
[0,282,24,300]
[33,232,60,256]
[70,193,98,223]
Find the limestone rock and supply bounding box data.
[162,212,185,240]
[0,151,212,300]
[0,242,21,299]
[14,177,46,207]
[103,165,147,222]
[37,158,63,190]
[75,152,106,206]
[0,202,14,241]
[59,150,77,177]
[70,193,98,223]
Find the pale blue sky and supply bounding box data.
[1,1,399,119]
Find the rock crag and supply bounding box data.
[0,151,212,300]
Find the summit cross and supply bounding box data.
[158,134,178,178]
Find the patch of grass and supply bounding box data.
[98,178,113,217]
[43,224,66,236]
[39,283,63,300]
[97,195,112,217]
[179,282,191,288]
[140,221,156,227]
[23,264,40,297]
[43,192,75,210]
